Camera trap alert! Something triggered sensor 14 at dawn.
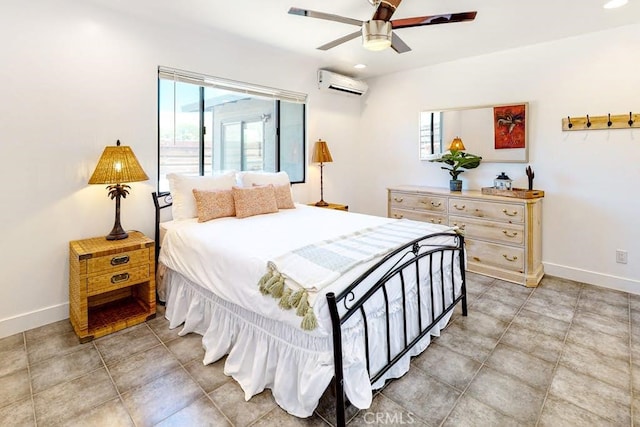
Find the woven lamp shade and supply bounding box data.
[448,137,466,151]
[311,139,333,163]
[88,140,149,184]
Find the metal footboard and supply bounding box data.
[326,232,467,427]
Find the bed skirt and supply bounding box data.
[162,267,454,417]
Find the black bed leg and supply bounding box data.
[459,235,468,317]
[462,293,468,316]
[327,292,347,427]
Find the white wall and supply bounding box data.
[355,24,640,293]
[0,0,361,338]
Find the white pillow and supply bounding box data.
[239,171,291,187]
[167,172,236,220]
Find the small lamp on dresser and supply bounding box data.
[88,139,149,240]
[311,139,333,207]
[449,136,466,151]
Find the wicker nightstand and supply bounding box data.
[307,203,349,211]
[69,231,156,342]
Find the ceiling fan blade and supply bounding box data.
[391,32,411,53]
[317,30,362,51]
[372,0,403,21]
[288,7,363,27]
[391,11,477,30]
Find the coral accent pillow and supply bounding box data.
[192,189,235,222]
[253,183,295,209]
[232,185,279,219]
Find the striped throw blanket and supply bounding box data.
[258,219,452,330]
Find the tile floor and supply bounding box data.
[1,273,639,426]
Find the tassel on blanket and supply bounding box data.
[268,276,285,298]
[295,291,309,317]
[278,288,293,309]
[259,273,280,295]
[258,270,274,295]
[301,306,318,331]
[289,288,305,308]
[258,265,319,330]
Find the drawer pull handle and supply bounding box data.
[394,197,404,203]
[452,222,466,230]
[473,256,481,262]
[453,204,466,210]
[502,230,518,238]
[111,273,130,284]
[430,219,442,224]
[431,201,442,207]
[502,209,518,217]
[393,213,404,219]
[503,254,518,262]
[110,255,130,266]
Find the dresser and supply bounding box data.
[69,231,156,342]
[388,186,543,287]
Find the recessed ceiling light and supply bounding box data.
[354,64,367,69]
[603,0,628,9]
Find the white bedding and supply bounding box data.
[159,204,462,417]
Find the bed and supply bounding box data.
[152,172,467,426]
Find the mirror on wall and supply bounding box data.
[419,102,529,163]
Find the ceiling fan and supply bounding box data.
[288,0,477,53]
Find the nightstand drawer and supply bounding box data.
[449,198,524,223]
[449,215,525,245]
[87,264,151,296]
[390,192,446,213]
[87,248,150,274]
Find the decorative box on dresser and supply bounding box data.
[388,186,544,287]
[69,231,156,342]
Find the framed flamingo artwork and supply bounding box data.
[493,104,527,149]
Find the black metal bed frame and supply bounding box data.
[152,191,467,427]
[327,232,466,426]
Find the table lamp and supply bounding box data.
[311,139,333,207]
[88,140,149,240]
[448,137,466,151]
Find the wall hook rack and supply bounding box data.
[562,111,640,131]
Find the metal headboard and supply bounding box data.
[151,191,173,265]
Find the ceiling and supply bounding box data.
[88,0,640,78]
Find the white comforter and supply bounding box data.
[160,204,453,335]
[159,204,460,416]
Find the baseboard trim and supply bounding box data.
[544,262,640,295]
[0,303,69,339]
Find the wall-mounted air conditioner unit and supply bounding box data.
[318,70,368,96]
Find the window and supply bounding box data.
[419,111,443,160]
[158,67,307,191]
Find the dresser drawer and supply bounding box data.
[390,208,447,225]
[466,239,524,272]
[87,248,150,274]
[449,198,524,223]
[87,264,151,296]
[449,215,525,245]
[390,192,446,213]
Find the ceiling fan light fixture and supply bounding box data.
[362,20,392,51]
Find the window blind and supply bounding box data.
[158,66,307,104]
